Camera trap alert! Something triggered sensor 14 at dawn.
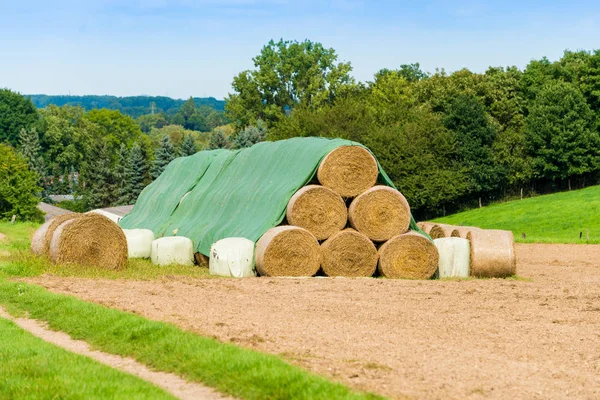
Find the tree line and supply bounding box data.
[28,95,225,118]
[225,40,600,219]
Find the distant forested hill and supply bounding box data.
[27,95,225,118]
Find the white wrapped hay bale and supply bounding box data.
[86,209,122,223]
[122,229,155,259]
[433,237,470,278]
[151,236,194,266]
[209,237,256,277]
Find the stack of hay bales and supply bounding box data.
[416,222,516,278]
[255,146,439,279]
[31,213,128,270]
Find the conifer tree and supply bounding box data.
[151,135,176,179]
[232,120,267,149]
[114,143,129,205]
[18,127,46,188]
[121,142,147,204]
[81,141,117,209]
[179,133,197,156]
[208,130,231,150]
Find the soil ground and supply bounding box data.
[25,244,600,399]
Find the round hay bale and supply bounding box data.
[321,229,378,277]
[317,146,378,197]
[429,223,456,239]
[255,226,320,277]
[286,185,347,240]
[467,229,516,278]
[49,214,127,270]
[378,231,439,279]
[348,186,411,241]
[416,222,435,234]
[451,226,481,239]
[33,213,80,256]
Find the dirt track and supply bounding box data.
[26,244,600,399]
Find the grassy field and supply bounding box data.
[0,222,380,400]
[434,185,600,244]
[0,318,175,400]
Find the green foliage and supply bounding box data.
[525,81,599,182]
[151,135,175,179]
[179,133,198,156]
[0,318,176,400]
[149,124,209,150]
[136,113,168,133]
[86,109,144,151]
[226,39,355,128]
[0,144,43,222]
[121,142,147,204]
[0,89,39,146]
[434,185,600,244]
[180,96,196,120]
[232,120,267,149]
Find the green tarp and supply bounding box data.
[119,137,424,255]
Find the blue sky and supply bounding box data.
[1,0,599,99]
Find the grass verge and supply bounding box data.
[0,317,175,400]
[433,185,600,244]
[0,278,381,400]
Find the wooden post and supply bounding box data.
[478,197,482,208]
[10,215,16,225]
[520,188,523,200]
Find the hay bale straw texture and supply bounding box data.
[429,223,457,239]
[378,231,439,279]
[49,214,127,270]
[255,226,320,277]
[467,229,516,278]
[31,213,80,256]
[451,226,481,239]
[286,185,347,240]
[320,229,378,277]
[416,222,435,234]
[349,186,411,241]
[317,146,378,197]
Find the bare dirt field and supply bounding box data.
[25,244,600,399]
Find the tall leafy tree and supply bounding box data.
[226,39,355,128]
[86,109,144,151]
[0,144,44,222]
[443,94,502,201]
[151,135,176,179]
[0,89,39,146]
[180,97,197,120]
[179,134,198,156]
[525,82,599,185]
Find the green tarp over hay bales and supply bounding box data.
[119,137,424,255]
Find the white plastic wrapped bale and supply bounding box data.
[86,209,122,223]
[209,237,256,277]
[433,237,470,278]
[151,237,194,266]
[122,229,155,259]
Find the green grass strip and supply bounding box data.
[0,279,382,400]
[0,317,175,400]
[434,185,600,244]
